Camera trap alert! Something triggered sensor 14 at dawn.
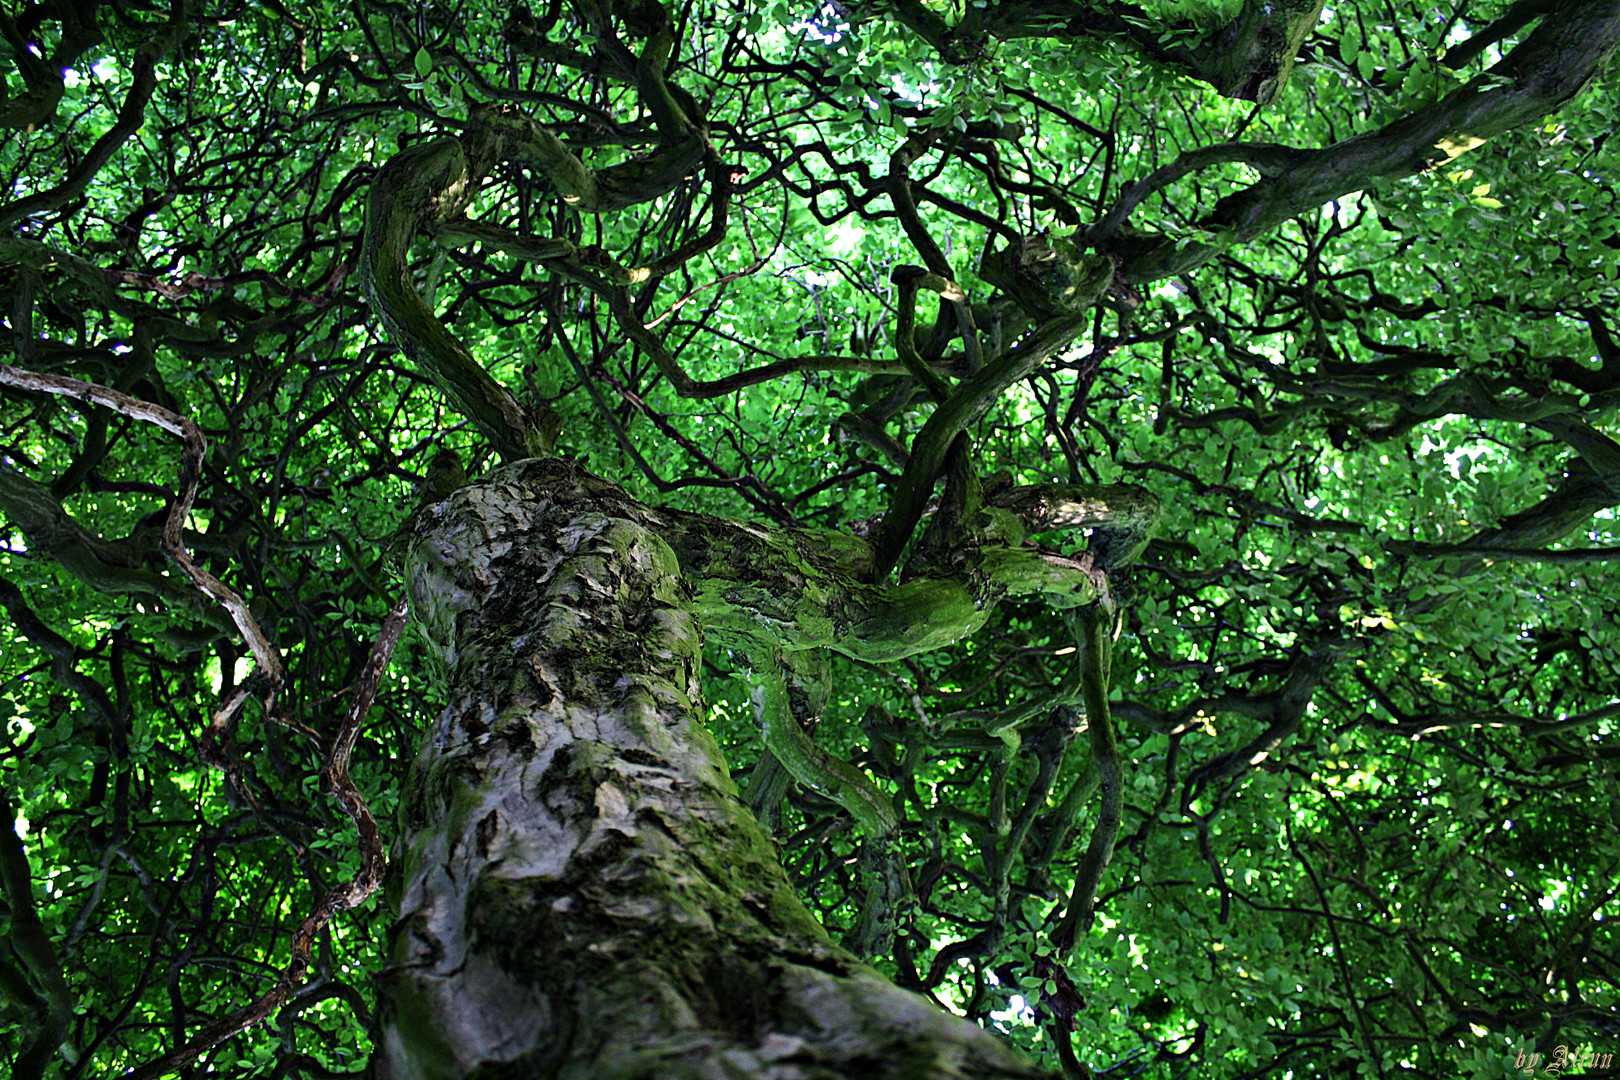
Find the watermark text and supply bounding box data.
[1513,1045,1615,1076]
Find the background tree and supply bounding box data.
[2,0,1618,1078]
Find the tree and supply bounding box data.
[2,0,1618,1077]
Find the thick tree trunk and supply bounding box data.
[374,458,1052,1079]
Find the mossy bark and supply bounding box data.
[375,458,1053,1079]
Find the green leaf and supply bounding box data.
[413,48,433,79]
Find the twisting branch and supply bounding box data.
[0,362,398,1078]
[361,133,557,461]
[1051,604,1121,955]
[1112,0,1620,283]
[891,264,963,402]
[870,307,1102,577]
[889,129,984,371]
[124,599,407,1080]
[0,363,281,692]
[1087,141,1304,244]
[743,643,896,838]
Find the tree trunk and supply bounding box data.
[374,458,1052,1079]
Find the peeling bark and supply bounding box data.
[380,458,1053,1079]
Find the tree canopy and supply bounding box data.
[3,0,1619,1077]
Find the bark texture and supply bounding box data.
[377,458,1052,1079]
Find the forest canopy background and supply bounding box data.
[2,0,1619,1077]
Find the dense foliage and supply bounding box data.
[3,0,1618,1076]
